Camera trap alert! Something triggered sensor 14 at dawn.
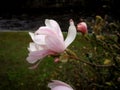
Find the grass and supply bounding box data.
[0,31,119,90]
[0,31,88,90]
[0,32,58,90]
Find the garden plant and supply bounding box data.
[26,15,120,90]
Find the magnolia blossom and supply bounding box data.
[48,80,74,90]
[77,22,87,35]
[26,19,76,64]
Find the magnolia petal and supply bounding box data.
[28,42,37,52]
[34,34,46,45]
[77,22,88,34]
[26,50,53,64]
[28,42,45,52]
[79,22,87,28]
[81,22,87,29]
[54,58,60,63]
[48,80,73,90]
[35,27,57,37]
[50,86,73,90]
[29,32,46,45]
[36,27,65,52]
[64,19,77,48]
[45,35,65,53]
[28,60,41,69]
[29,32,35,41]
[45,19,64,41]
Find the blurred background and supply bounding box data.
[0,1,120,90]
[0,0,119,31]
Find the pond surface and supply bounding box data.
[0,12,83,31]
[0,11,116,33]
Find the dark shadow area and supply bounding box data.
[0,0,119,31]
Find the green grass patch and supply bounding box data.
[0,32,58,90]
[0,32,119,90]
[0,32,87,90]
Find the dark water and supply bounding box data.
[0,9,117,32]
[0,12,84,32]
[0,0,120,32]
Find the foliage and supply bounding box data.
[48,16,120,90]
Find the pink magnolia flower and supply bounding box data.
[48,80,74,90]
[26,19,76,64]
[77,22,88,35]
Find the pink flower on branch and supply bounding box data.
[77,22,88,35]
[26,19,76,65]
[48,80,74,90]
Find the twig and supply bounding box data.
[70,55,114,68]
